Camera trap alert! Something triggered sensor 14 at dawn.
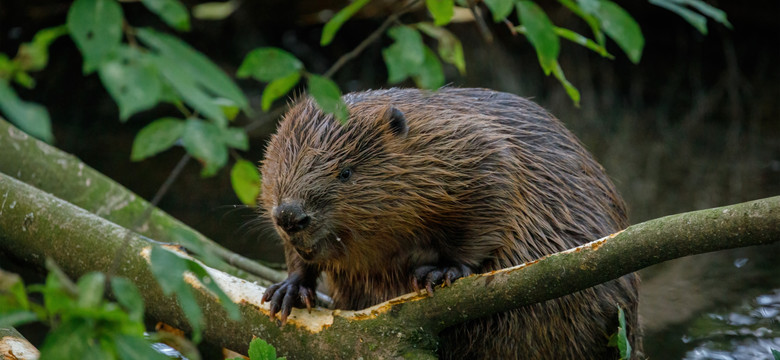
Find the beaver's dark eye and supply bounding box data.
[338,167,353,182]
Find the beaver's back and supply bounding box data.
[343,88,628,258]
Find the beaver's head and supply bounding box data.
[260,97,423,266]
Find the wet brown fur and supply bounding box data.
[260,88,640,359]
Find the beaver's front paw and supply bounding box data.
[411,264,473,296]
[261,273,316,326]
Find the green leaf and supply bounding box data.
[15,25,69,72]
[157,80,181,104]
[193,1,240,20]
[67,0,124,73]
[148,53,227,126]
[98,47,163,121]
[110,277,145,323]
[221,126,248,151]
[516,1,560,75]
[772,349,780,360]
[382,46,409,84]
[40,317,106,360]
[617,305,632,359]
[150,246,188,295]
[0,53,13,75]
[177,286,204,343]
[261,71,300,111]
[136,28,248,110]
[76,272,105,309]
[551,61,580,107]
[559,0,605,46]
[553,27,613,58]
[307,74,348,124]
[0,80,54,143]
[0,272,30,310]
[181,118,229,177]
[13,71,35,89]
[35,271,76,315]
[649,0,707,34]
[0,310,39,328]
[321,0,372,46]
[381,26,425,83]
[412,47,445,89]
[426,0,455,26]
[248,338,278,360]
[577,0,600,13]
[607,332,618,347]
[672,0,731,28]
[150,246,204,342]
[168,228,228,272]
[115,334,170,360]
[141,0,191,31]
[586,0,644,64]
[484,0,514,22]
[184,260,240,320]
[231,160,261,206]
[215,98,240,121]
[416,22,466,75]
[131,117,185,161]
[237,48,304,82]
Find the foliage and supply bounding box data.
[0,248,241,358]
[228,338,286,360]
[149,246,241,343]
[0,0,731,203]
[607,305,632,359]
[231,159,262,206]
[0,262,169,360]
[0,25,67,143]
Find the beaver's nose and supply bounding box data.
[273,202,310,234]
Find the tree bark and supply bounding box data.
[0,117,284,285]
[0,326,39,360]
[1,171,778,358]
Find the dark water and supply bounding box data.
[681,289,780,360]
[640,243,780,359]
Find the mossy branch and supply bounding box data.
[0,117,284,285]
[1,167,777,358]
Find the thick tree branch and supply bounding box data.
[385,195,780,332]
[0,326,39,360]
[0,118,284,285]
[1,170,777,358]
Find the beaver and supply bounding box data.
[259,87,640,359]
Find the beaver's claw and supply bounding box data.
[412,264,472,296]
[261,274,315,326]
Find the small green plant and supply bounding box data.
[0,249,241,359]
[0,261,168,359]
[607,305,632,359]
[227,338,286,360]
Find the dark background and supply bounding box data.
[2,1,778,358]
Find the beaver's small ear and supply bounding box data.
[384,106,408,137]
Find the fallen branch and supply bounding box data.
[0,118,284,285]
